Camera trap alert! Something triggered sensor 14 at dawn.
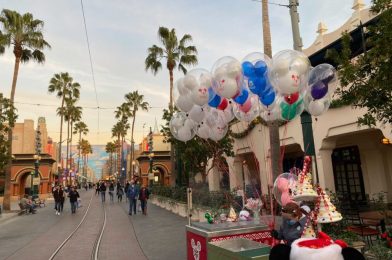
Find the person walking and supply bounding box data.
[108,182,115,202]
[139,185,150,215]
[95,182,100,195]
[124,181,130,202]
[59,185,65,213]
[100,182,106,203]
[53,185,64,215]
[117,184,124,202]
[68,186,80,214]
[126,180,139,215]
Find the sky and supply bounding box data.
[0,0,372,146]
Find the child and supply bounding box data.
[271,202,309,245]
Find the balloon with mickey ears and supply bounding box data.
[273,173,298,206]
[232,94,261,122]
[211,56,243,99]
[169,112,197,142]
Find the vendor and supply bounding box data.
[271,202,309,245]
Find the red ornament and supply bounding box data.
[381,232,388,239]
[284,92,299,105]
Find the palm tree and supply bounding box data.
[125,91,149,180]
[73,121,88,174]
[112,121,128,177]
[145,26,198,110]
[68,104,82,165]
[0,9,50,211]
[63,98,81,172]
[105,141,117,178]
[115,102,131,177]
[48,72,80,172]
[80,139,92,179]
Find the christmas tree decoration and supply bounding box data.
[315,186,343,224]
[293,156,318,201]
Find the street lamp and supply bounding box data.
[33,125,41,199]
[148,127,154,188]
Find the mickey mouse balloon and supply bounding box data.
[211,56,243,99]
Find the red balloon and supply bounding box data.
[217,98,228,110]
[284,92,299,105]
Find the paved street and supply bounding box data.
[0,190,187,260]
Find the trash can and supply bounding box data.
[208,238,270,260]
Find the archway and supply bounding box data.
[153,166,166,186]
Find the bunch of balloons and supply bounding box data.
[170,50,337,142]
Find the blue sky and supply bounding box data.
[0,0,371,145]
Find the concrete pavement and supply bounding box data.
[0,189,188,260]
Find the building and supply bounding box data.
[133,123,172,187]
[8,117,56,199]
[211,1,392,204]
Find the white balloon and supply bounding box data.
[177,127,192,142]
[184,118,197,130]
[209,121,228,141]
[308,100,325,116]
[177,78,189,96]
[226,60,242,78]
[188,105,206,123]
[175,94,194,112]
[205,108,219,128]
[223,103,235,123]
[260,106,282,122]
[212,57,242,99]
[171,117,183,128]
[197,122,211,139]
[183,74,198,90]
[191,85,209,106]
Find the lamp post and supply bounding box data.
[148,127,154,188]
[33,125,41,199]
[131,160,136,180]
[121,167,125,183]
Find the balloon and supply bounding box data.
[308,63,338,95]
[269,50,310,95]
[280,99,304,121]
[217,98,228,110]
[310,81,328,100]
[239,97,252,113]
[260,105,282,122]
[233,88,249,105]
[308,100,325,116]
[175,94,194,112]
[242,61,255,78]
[175,77,189,96]
[248,76,267,96]
[284,92,299,105]
[254,60,268,76]
[208,87,221,108]
[183,74,198,90]
[222,102,235,123]
[273,173,297,206]
[169,112,197,142]
[205,108,219,127]
[209,120,228,141]
[196,121,210,139]
[181,68,214,107]
[233,94,260,122]
[260,90,275,106]
[212,56,243,98]
[188,105,206,123]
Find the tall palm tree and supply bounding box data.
[68,104,82,165]
[145,26,198,110]
[112,121,128,177]
[125,91,149,180]
[0,9,50,211]
[115,102,131,178]
[48,72,80,172]
[80,139,92,179]
[73,121,88,174]
[63,98,81,172]
[105,141,116,178]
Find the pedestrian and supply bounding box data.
[59,185,65,213]
[84,183,88,191]
[95,182,100,195]
[124,181,130,202]
[117,185,124,202]
[53,185,64,215]
[126,180,139,215]
[100,181,106,202]
[20,194,36,214]
[139,185,150,215]
[68,186,80,214]
[109,182,114,202]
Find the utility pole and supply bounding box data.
[288,0,318,183]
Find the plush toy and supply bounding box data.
[269,232,365,260]
[277,177,294,206]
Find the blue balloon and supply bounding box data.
[208,87,221,108]
[233,88,249,105]
[248,76,267,95]
[242,61,255,78]
[254,60,267,76]
[260,90,275,106]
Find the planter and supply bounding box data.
[178,203,187,217]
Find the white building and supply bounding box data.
[208,1,392,203]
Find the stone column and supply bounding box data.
[207,165,220,191]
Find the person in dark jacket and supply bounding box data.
[139,185,150,215]
[100,182,106,203]
[124,182,130,202]
[117,185,124,202]
[53,185,64,215]
[126,180,139,215]
[68,186,80,214]
[108,182,115,202]
[271,202,309,246]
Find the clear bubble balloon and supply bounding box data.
[209,118,228,141]
[260,103,282,122]
[188,105,206,123]
[196,121,211,139]
[308,63,338,99]
[280,95,305,121]
[169,112,197,142]
[175,93,194,112]
[273,173,298,206]
[222,101,235,123]
[304,95,331,116]
[233,94,261,122]
[211,56,243,98]
[269,50,310,95]
[205,107,220,128]
[183,68,215,106]
[242,52,272,96]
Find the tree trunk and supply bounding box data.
[66,120,70,180]
[3,56,21,211]
[131,113,136,180]
[169,69,174,111]
[262,0,272,58]
[169,68,177,186]
[59,93,65,179]
[70,121,73,170]
[78,132,81,175]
